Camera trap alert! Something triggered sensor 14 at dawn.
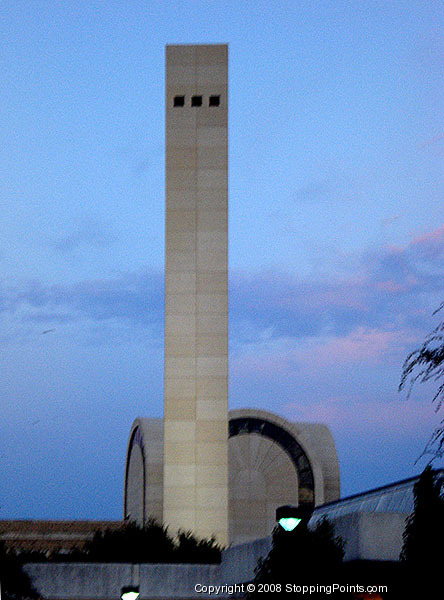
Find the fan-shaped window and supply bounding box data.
[229,417,314,507]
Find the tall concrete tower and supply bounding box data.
[163,44,228,544]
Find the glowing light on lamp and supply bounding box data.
[121,586,140,600]
[278,516,302,532]
[276,505,313,532]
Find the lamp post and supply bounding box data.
[121,561,140,600]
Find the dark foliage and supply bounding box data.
[400,466,444,567]
[0,541,42,600]
[249,518,345,598]
[399,304,444,459]
[83,519,176,563]
[44,520,222,564]
[174,530,222,564]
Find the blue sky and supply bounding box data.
[1,0,443,520]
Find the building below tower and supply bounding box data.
[124,408,340,544]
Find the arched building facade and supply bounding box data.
[124,408,340,544]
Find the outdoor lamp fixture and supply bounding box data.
[121,585,140,600]
[276,505,312,532]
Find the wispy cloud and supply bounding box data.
[293,179,332,203]
[1,224,443,354]
[50,216,117,254]
[287,395,434,436]
[231,224,444,345]
[0,269,164,338]
[420,133,444,149]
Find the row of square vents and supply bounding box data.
[173,95,220,107]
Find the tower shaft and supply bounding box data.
[163,44,228,544]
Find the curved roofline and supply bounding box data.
[314,468,444,511]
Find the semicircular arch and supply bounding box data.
[229,416,314,507]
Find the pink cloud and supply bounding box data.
[304,327,416,367]
[231,327,417,383]
[409,224,444,260]
[420,133,444,149]
[374,279,416,293]
[378,225,444,267]
[411,225,444,245]
[286,396,437,437]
